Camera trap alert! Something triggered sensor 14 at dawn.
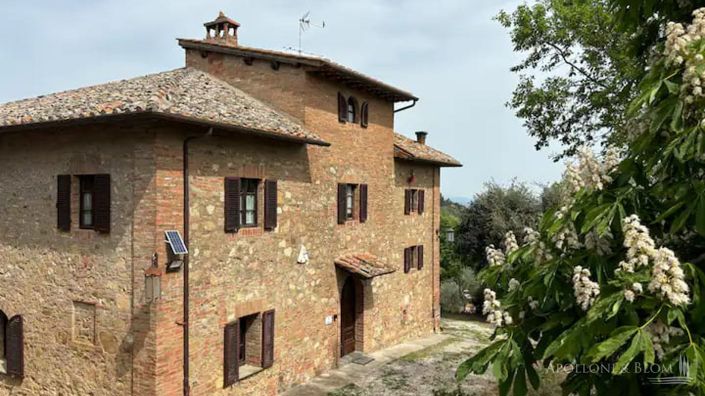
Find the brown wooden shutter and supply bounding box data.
[337,93,347,123]
[264,180,278,231]
[418,189,425,214]
[337,184,347,224]
[359,184,368,223]
[223,321,239,387]
[417,245,424,270]
[224,178,241,233]
[57,175,71,231]
[360,102,369,128]
[6,315,24,378]
[404,247,411,273]
[93,174,111,233]
[261,310,275,369]
[404,190,411,215]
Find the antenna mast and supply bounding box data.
[298,11,325,54]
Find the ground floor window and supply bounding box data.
[223,310,275,387]
[0,311,24,378]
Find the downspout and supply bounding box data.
[394,99,418,113]
[182,127,213,396]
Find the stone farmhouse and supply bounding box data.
[0,12,460,396]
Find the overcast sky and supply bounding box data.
[0,0,563,200]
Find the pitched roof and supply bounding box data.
[0,67,328,146]
[393,133,462,167]
[335,252,396,279]
[178,39,418,103]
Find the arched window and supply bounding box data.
[347,97,358,123]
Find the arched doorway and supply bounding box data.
[340,276,361,356]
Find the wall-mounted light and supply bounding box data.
[165,230,188,273]
[145,253,162,302]
[445,228,455,243]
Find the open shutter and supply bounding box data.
[337,184,347,224]
[359,184,368,223]
[57,175,71,231]
[223,321,239,387]
[6,315,24,378]
[264,180,278,231]
[337,93,347,123]
[418,190,425,214]
[404,247,411,273]
[417,245,424,270]
[360,102,369,128]
[94,174,111,233]
[261,310,275,368]
[404,190,411,215]
[224,178,241,233]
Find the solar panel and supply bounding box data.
[165,230,188,255]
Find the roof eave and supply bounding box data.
[393,155,463,168]
[177,39,418,103]
[0,111,331,147]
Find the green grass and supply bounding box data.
[400,337,462,362]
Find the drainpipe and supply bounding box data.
[394,99,418,113]
[182,127,213,396]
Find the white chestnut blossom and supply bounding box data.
[624,282,644,303]
[503,231,519,255]
[527,296,539,311]
[564,147,620,195]
[552,221,582,252]
[508,278,520,292]
[572,266,600,310]
[648,247,690,306]
[647,320,685,360]
[482,288,506,327]
[523,227,553,263]
[664,9,705,102]
[618,215,656,273]
[485,245,506,267]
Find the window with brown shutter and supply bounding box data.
[346,97,358,123]
[264,180,278,231]
[261,310,275,369]
[418,190,425,214]
[359,184,368,223]
[79,175,95,229]
[224,177,241,233]
[404,190,411,215]
[5,315,23,378]
[0,311,6,366]
[417,245,424,270]
[337,184,347,224]
[360,102,369,128]
[57,175,71,231]
[404,247,411,273]
[337,92,347,123]
[224,321,239,387]
[93,174,111,233]
[240,179,259,227]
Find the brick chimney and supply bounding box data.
[204,11,240,46]
[415,131,428,145]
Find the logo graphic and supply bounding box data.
[648,355,693,385]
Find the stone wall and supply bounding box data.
[0,125,159,395]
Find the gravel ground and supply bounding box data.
[327,315,562,396]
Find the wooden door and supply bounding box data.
[340,277,356,356]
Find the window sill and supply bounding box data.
[239,364,264,380]
[234,227,264,237]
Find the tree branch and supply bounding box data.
[546,42,609,89]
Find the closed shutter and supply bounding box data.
[223,321,239,387]
[360,102,369,128]
[337,184,346,224]
[359,184,368,223]
[6,315,24,378]
[338,93,347,123]
[94,174,111,233]
[264,180,278,231]
[57,175,71,231]
[261,310,275,368]
[404,247,411,273]
[404,190,411,215]
[417,245,424,270]
[0,311,6,359]
[418,190,425,214]
[224,178,241,233]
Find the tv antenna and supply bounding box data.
[298,11,325,54]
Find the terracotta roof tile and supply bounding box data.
[334,252,396,279]
[0,67,328,145]
[393,133,462,167]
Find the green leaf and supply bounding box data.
[670,206,692,234]
[513,367,527,396]
[641,329,655,365]
[525,363,540,390]
[456,341,503,380]
[613,331,643,374]
[696,197,705,237]
[587,326,638,362]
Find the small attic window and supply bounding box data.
[347,97,358,123]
